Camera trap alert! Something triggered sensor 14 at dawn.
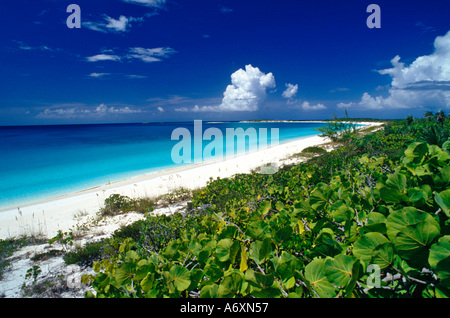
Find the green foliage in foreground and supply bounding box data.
[81,118,450,298]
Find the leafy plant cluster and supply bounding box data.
[81,115,450,298]
[100,194,154,216]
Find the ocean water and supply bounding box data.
[0,121,328,210]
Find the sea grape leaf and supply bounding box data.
[217,271,244,298]
[403,142,429,164]
[216,238,240,263]
[169,265,191,292]
[250,237,272,264]
[385,173,407,192]
[429,236,450,288]
[371,242,395,270]
[304,258,337,298]
[429,236,450,268]
[309,184,336,210]
[274,226,293,245]
[435,189,450,217]
[276,257,302,290]
[115,263,136,286]
[407,188,425,203]
[140,273,154,293]
[244,268,274,289]
[257,200,272,215]
[200,283,219,298]
[352,232,389,263]
[363,212,387,234]
[203,264,223,282]
[246,220,270,240]
[324,254,356,287]
[379,186,408,203]
[394,221,440,267]
[330,204,355,223]
[436,257,450,288]
[310,231,343,258]
[386,207,431,241]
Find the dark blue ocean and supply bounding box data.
[0,121,328,210]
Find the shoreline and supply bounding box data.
[0,122,383,240]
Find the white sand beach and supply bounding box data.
[0,122,383,240]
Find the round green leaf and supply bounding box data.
[216,238,240,263]
[386,207,433,241]
[429,236,450,287]
[385,173,407,192]
[435,189,450,217]
[115,263,136,286]
[246,221,270,240]
[371,242,395,270]
[218,271,244,298]
[352,232,389,263]
[324,255,356,287]
[429,236,450,268]
[169,265,191,292]
[394,221,440,267]
[304,258,337,298]
[250,237,272,265]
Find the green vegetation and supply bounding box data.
[100,194,155,216]
[79,111,450,298]
[0,236,44,280]
[316,109,358,144]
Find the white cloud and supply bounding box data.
[219,64,276,111]
[128,47,177,63]
[282,83,298,101]
[86,54,121,62]
[83,15,146,33]
[174,65,275,112]
[88,72,110,78]
[157,107,164,112]
[122,0,166,8]
[339,30,450,110]
[15,41,56,52]
[36,103,143,119]
[126,74,148,79]
[302,101,326,111]
[105,15,129,32]
[86,47,176,63]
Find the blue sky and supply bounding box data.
[1,0,449,125]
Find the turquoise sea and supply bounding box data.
[0,121,328,210]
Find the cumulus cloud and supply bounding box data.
[219,64,275,111]
[282,83,299,104]
[282,83,298,99]
[36,103,143,119]
[339,30,450,110]
[176,65,275,112]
